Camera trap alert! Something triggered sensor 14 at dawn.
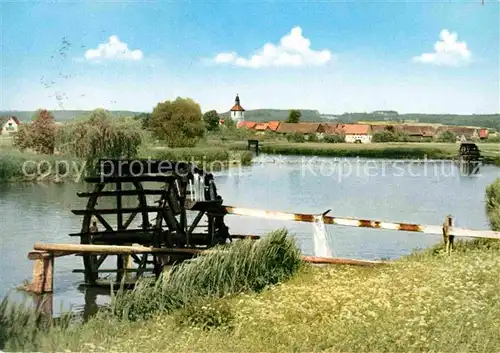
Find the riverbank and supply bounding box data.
[230,141,500,166]
[3,238,500,352]
[1,179,499,352]
[0,146,253,184]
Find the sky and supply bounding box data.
[0,0,499,115]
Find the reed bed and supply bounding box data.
[111,229,302,321]
[0,229,302,351]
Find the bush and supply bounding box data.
[436,130,457,143]
[323,134,344,143]
[486,178,500,231]
[372,130,397,142]
[306,133,318,142]
[286,132,305,143]
[151,97,205,147]
[111,229,302,321]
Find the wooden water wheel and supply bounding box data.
[70,159,230,285]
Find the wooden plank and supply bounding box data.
[77,190,166,198]
[72,207,165,215]
[84,175,179,183]
[72,268,155,273]
[33,242,206,255]
[301,256,387,266]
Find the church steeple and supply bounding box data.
[230,93,245,123]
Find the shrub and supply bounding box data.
[323,134,344,143]
[436,130,457,143]
[486,178,500,231]
[286,132,305,143]
[372,130,397,142]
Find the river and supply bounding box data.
[0,155,498,315]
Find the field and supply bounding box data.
[230,141,500,165]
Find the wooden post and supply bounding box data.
[442,215,454,255]
[27,252,54,294]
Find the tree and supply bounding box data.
[223,116,236,130]
[203,110,220,131]
[287,109,301,123]
[135,112,152,130]
[436,130,456,143]
[150,97,205,147]
[372,130,397,143]
[56,109,143,169]
[13,109,56,154]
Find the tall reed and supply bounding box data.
[111,229,302,321]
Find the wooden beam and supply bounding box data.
[301,255,387,267]
[33,242,206,255]
[77,190,166,198]
[72,207,165,215]
[84,175,179,183]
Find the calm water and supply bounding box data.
[0,155,498,315]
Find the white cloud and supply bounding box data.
[412,29,471,66]
[85,35,143,62]
[213,27,332,68]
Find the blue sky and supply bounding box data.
[1,0,498,114]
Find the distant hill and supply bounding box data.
[338,113,500,130]
[0,110,142,122]
[220,109,333,122]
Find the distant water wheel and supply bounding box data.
[71,159,230,285]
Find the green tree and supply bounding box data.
[436,130,456,143]
[56,109,143,168]
[203,110,220,131]
[223,116,236,130]
[150,97,205,147]
[13,109,56,154]
[372,130,397,143]
[287,109,301,123]
[135,113,152,130]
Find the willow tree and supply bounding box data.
[150,97,205,147]
[56,109,143,170]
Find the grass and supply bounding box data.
[6,239,499,352]
[229,141,500,166]
[142,146,253,170]
[0,149,83,183]
[486,178,500,231]
[0,230,303,351]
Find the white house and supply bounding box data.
[229,94,245,124]
[0,116,21,136]
[342,124,372,143]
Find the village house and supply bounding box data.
[436,126,479,142]
[0,116,21,136]
[276,122,324,139]
[399,124,436,141]
[341,124,372,143]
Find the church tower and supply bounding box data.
[230,94,245,123]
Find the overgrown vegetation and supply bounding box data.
[56,109,143,170]
[150,97,205,147]
[0,230,302,351]
[486,178,500,231]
